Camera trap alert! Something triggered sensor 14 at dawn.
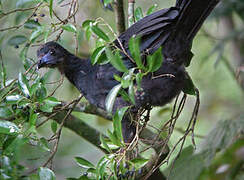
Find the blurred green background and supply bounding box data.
[0,0,243,179]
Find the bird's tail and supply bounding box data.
[173,0,219,41]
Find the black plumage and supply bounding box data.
[37,0,219,142]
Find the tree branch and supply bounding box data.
[43,101,169,179]
[128,0,135,27]
[114,0,126,34]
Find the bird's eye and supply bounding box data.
[50,49,55,55]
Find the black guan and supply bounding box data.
[37,0,219,143]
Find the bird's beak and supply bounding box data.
[37,55,48,69]
[37,53,58,69]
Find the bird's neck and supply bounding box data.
[58,54,94,85]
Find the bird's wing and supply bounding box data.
[114,7,179,55]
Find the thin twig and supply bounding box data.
[114,0,126,34]
[128,0,135,27]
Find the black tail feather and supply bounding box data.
[174,0,219,41]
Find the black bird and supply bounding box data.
[37,0,219,143]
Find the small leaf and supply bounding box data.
[113,107,128,141]
[29,111,38,126]
[183,74,196,95]
[0,120,20,135]
[136,72,143,90]
[135,7,143,21]
[105,47,128,72]
[49,0,53,18]
[38,167,56,180]
[35,84,47,102]
[75,157,95,169]
[30,27,43,42]
[8,35,27,46]
[45,97,61,107]
[40,103,53,113]
[146,47,163,72]
[39,137,50,152]
[6,95,23,104]
[107,129,121,146]
[146,4,158,15]
[100,135,111,152]
[105,84,122,113]
[130,158,148,170]
[91,25,110,42]
[40,96,60,113]
[85,27,92,40]
[82,20,94,29]
[91,46,106,65]
[24,19,41,29]
[62,24,77,33]
[113,74,122,82]
[18,72,30,97]
[129,37,145,70]
[129,82,135,105]
[51,121,57,133]
[104,0,113,6]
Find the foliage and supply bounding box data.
[0,0,243,179]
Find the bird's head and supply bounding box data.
[37,41,67,69]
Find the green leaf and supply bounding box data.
[18,72,30,97]
[129,37,145,70]
[51,121,57,133]
[105,47,128,72]
[113,107,128,141]
[146,4,158,15]
[8,35,27,46]
[105,84,122,113]
[135,7,143,21]
[40,103,52,113]
[35,84,47,102]
[91,25,110,42]
[85,27,92,40]
[100,135,111,152]
[136,72,143,90]
[29,111,37,126]
[38,167,56,180]
[75,157,95,169]
[130,158,148,170]
[82,20,95,29]
[119,89,131,102]
[24,19,41,29]
[96,156,109,179]
[0,120,20,135]
[146,47,163,72]
[6,95,23,104]
[114,74,122,82]
[104,0,113,6]
[45,97,61,107]
[107,129,121,146]
[30,27,43,42]
[49,0,53,18]
[61,24,77,33]
[166,146,205,180]
[183,74,196,95]
[39,137,50,152]
[91,46,106,65]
